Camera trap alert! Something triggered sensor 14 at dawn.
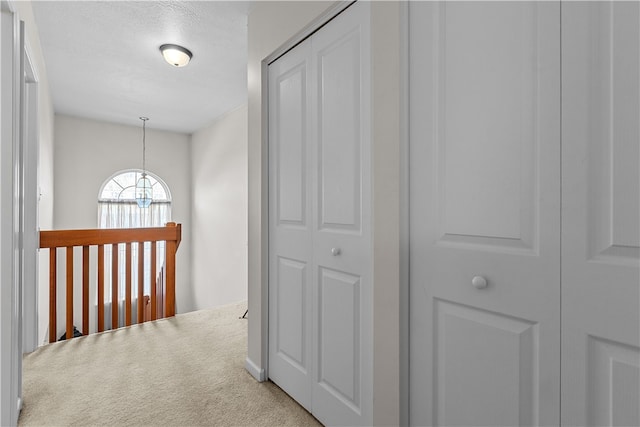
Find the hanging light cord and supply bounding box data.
[140,117,149,177]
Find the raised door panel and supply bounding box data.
[585,2,640,264]
[275,257,308,371]
[438,2,537,251]
[268,37,313,410]
[409,2,560,426]
[275,61,307,227]
[561,3,640,425]
[317,268,360,410]
[435,301,537,426]
[587,337,640,427]
[316,25,362,233]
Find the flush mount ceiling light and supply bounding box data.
[160,44,193,67]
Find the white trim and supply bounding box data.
[15,19,24,411]
[259,57,269,382]
[21,30,38,356]
[245,357,265,382]
[399,1,410,425]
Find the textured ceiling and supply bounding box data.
[31,1,249,134]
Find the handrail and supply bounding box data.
[39,222,181,343]
[40,225,182,248]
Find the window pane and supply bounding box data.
[120,185,137,200]
[152,182,167,200]
[114,171,137,189]
[101,180,124,199]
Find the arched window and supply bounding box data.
[98,169,171,228]
[98,170,171,307]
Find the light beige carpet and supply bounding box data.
[19,302,322,427]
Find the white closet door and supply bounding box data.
[310,2,371,426]
[0,6,24,425]
[268,37,314,410]
[409,2,560,426]
[561,3,640,426]
[268,2,372,425]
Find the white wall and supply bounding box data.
[191,104,248,310]
[52,115,194,321]
[247,2,403,425]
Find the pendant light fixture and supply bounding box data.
[160,44,193,67]
[135,117,152,208]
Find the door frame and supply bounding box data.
[258,0,359,382]
[250,1,409,424]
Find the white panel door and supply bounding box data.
[268,2,371,425]
[561,3,640,426]
[0,4,24,425]
[268,37,313,410]
[309,2,371,425]
[409,2,560,426]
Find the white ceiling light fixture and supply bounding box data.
[160,44,193,67]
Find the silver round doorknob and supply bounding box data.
[331,247,341,256]
[472,276,488,289]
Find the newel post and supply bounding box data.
[165,222,181,316]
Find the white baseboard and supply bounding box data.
[245,357,265,382]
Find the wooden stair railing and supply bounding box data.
[144,264,166,322]
[39,222,182,343]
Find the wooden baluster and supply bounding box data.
[166,225,177,317]
[49,248,57,343]
[125,242,132,326]
[111,243,118,330]
[97,245,104,332]
[143,295,150,322]
[150,241,157,320]
[158,267,164,319]
[66,246,73,340]
[82,246,89,335]
[160,267,165,318]
[138,241,144,324]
